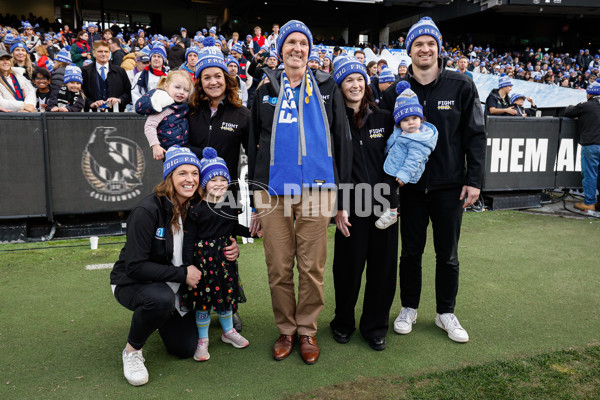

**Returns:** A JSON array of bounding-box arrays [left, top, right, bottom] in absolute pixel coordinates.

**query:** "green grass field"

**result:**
[[1, 211, 599, 399]]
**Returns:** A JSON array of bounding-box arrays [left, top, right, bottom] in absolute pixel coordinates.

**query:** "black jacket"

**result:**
[[484, 88, 511, 117], [342, 106, 394, 213], [47, 85, 85, 112], [81, 62, 132, 111], [247, 59, 272, 82], [110, 195, 190, 287], [111, 49, 126, 68], [187, 99, 251, 182], [50, 67, 66, 93], [248, 68, 352, 195], [167, 44, 186, 70], [564, 96, 600, 145], [379, 59, 486, 192], [369, 82, 384, 106]]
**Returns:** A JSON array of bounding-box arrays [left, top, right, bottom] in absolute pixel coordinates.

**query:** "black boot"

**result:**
[[233, 312, 243, 332]]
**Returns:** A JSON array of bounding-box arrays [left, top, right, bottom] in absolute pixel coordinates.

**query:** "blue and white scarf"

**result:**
[[269, 69, 335, 195]]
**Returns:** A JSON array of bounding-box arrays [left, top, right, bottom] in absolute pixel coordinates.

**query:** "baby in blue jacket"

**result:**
[[376, 81, 439, 229]]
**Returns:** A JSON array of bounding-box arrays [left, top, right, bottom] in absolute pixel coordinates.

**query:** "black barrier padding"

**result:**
[[0, 115, 47, 218], [484, 117, 581, 191], [555, 118, 582, 189], [45, 114, 164, 214], [484, 117, 559, 191]]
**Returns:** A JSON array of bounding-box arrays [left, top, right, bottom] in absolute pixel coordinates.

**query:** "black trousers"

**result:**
[[382, 173, 400, 209], [399, 187, 463, 314], [330, 213, 399, 339], [114, 282, 198, 358]]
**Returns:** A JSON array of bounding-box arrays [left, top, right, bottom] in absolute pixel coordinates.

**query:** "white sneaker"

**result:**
[[221, 328, 249, 348], [435, 313, 469, 343], [393, 307, 418, 334], [194, 338, 210, 361], [375, 210, 398, 229], [122, 349, 149, 386]]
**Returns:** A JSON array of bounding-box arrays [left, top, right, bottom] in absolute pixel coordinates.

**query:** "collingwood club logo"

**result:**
[[82, 126, 145, 202]]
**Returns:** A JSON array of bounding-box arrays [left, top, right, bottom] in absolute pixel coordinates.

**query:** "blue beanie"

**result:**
[[180, 27, 186, 33], [378, 66, 395, 83], [45, 59, 54, 73], [55, 47, 72, 64], [140, 46, 152, 57], [3, 32, 15, 46], [510, 93, 525, 104], [209, 26, 217, 35], [64, 65, 83, 84], [203, 36, 216, 48], [586, 78, 600, 95], [163, 145, 201, 180], [10, 40, 27, 54], [333, 56, 368, 86], [393, 81, 424, 125], [200, 147, 231, 189], [277, 20, 313, 61], [231, 42, 243, 55], [398, 59, 408, 68], [149, 45, 167, 61], [195, 47, 228, 78], [308, 50, 321, 64], [498, 75, 513, 88], [332, 55, 349, 72], [185, 46, 201, 60], [406, 16, 442, 55], [226, 56, 240, 70]]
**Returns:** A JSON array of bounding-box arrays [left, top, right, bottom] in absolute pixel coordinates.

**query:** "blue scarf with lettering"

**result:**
[[269, 69, 335, 195]]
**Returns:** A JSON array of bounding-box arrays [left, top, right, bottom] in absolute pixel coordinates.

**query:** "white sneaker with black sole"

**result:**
[[393, 307, 417, 334], [122, 349, 149, 386], [435, 313, 469, 343]]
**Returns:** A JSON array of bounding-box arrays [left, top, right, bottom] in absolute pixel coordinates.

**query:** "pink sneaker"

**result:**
[[221, 329, 249, 348], [193, 338, 210, 361]]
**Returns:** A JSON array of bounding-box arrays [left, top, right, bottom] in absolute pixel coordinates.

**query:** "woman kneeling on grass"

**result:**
[[110, 146, 239, 386]]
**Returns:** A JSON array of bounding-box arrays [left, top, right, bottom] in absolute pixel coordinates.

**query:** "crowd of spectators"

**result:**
[[374, 37, 600, 90], [1, 14, 598, 113]]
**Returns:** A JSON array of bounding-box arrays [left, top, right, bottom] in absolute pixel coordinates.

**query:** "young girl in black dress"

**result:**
[[181, 147, 252, 361]]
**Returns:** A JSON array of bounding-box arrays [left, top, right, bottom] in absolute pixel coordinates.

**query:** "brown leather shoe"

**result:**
[[299, 335, 319, 365], [574, 202, 596, 211], [273, 334, 295, 361]]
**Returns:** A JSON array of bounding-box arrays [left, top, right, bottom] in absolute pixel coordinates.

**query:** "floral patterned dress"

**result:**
[[180, 200, 250, 313]]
